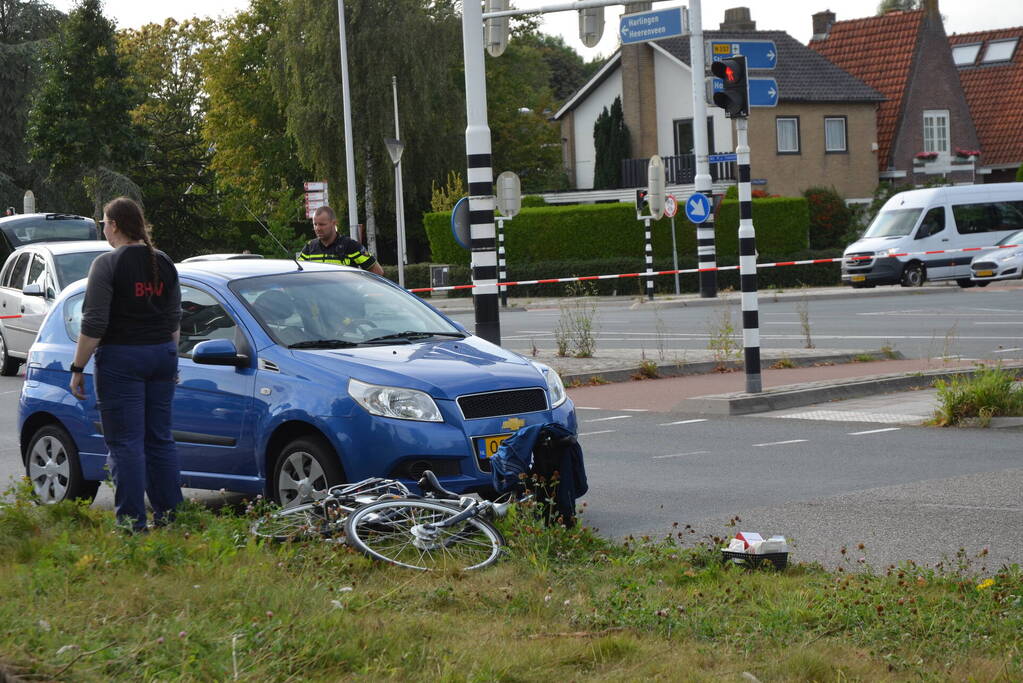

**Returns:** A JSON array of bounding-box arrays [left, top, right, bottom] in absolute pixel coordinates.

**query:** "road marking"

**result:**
[[0, 390, 21, 395], [770, 410, 929, 424], [974, 321, 1023, 326], [575, 407, 602, 410], [848, 427, 901, 435], [583, 415, 632, 423], [658, 418, 708, 426], [578, 429, 616, 437], [652, 450, 710, 459], [753, 439, 807, 447], [992, 347, 1023, 353], [620, 408, 648, 412]]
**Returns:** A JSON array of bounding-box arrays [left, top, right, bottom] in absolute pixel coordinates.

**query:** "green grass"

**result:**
[[0, 486, 1021, 680], [932, 365, 1023, 426]]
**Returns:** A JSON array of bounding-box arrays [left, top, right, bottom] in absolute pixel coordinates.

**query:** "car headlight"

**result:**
[[995, 251, 1022, 263], [531, 362, 567, 408], [347, 378, 442, 422]]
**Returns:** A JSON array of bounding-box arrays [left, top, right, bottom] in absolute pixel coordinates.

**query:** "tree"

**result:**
[[876, 0, 919, 14], [803, 186, 852, 250], [27, 0, 141, 218], [518, 32, 598, 104], [592, 96, 629, 189]]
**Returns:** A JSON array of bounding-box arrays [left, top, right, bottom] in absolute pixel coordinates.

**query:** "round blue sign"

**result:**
[[684, 193, 711, 224]]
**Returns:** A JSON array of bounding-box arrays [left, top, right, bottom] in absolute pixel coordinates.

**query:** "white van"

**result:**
[[842, 183, 1023, 288]]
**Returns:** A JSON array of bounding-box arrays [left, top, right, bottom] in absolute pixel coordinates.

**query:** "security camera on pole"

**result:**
[[495, 171, 521, 308], [635, 155, 665, 302]]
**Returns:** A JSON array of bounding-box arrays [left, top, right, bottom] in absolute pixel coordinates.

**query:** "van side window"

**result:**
[[952, 201, 1023, 234], [915, 208, 945, 239]]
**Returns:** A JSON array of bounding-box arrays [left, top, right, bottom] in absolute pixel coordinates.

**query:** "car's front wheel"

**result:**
[[0, 330, 20, 376], [901, 262, 925, 287], [25, 424, 99, 504], [956, 278, 976, 288], [271, 436, 344, 506]]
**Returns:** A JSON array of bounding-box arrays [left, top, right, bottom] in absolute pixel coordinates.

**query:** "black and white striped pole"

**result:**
[[735, 116, 761, 394], [497, 218, 507, 307], [461, 0, 501, 344], [644, 155, 665, 302], [495, 171, 521, 309]]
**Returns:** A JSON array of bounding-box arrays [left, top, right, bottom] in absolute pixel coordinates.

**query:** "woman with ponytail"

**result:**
[[69, 197, 183, 533]]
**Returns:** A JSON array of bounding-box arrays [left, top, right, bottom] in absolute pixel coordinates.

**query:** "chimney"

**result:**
[[922, 0, 939, 19], [812, 10, 835, 41], [720, 7, 756, 32]]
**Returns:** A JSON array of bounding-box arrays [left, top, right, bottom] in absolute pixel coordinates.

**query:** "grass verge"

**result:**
[[932, 365, 1023, 426], [0, 485, 1020, 680]]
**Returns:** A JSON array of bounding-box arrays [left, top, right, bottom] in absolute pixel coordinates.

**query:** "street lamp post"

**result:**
[[385, 78, 407, 288]]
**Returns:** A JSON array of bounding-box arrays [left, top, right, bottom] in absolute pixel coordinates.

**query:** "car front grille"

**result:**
[[844, 252, 875, 268], [457, 388, 548, 419], [971, 261, 997, 271]]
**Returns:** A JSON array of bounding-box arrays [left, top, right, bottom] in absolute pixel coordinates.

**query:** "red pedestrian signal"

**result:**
[[711, 55, 749, 118]]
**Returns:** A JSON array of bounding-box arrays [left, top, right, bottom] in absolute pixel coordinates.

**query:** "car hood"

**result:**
[[290, 336, 548, 399], [844, 237, 906, 255]]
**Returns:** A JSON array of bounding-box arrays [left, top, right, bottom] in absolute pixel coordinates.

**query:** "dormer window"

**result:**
[[981, 38, 1018, 63], [952, 43, 981, 66]]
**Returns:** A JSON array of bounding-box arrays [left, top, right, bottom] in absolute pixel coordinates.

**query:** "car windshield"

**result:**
[[5, 219, 95, 246], [862, 208, 923, 239], [998, 229, 1023, 246], [53, 250, 107, 288], [231, 270, 463, 348]]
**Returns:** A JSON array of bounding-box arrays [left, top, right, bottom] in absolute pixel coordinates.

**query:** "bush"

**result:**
[[932, 365, 1023, 426], [715, 196, 810, 255], [804, 186, 853, 249], [1016, 164, 1023, 182]]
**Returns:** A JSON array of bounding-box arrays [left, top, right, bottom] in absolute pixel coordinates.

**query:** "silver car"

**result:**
[[970, 229, 1023, 284], [0, 241, 111, 375]]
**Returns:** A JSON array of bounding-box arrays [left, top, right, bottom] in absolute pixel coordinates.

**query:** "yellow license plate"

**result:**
[[976, 270, 993, 277], [476, 434, 511, 459], [850, 275, 866, 282]]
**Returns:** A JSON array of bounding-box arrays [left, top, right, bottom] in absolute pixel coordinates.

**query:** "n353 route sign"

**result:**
[[707, 40, 778, 70], [708, 77, 779, 107]]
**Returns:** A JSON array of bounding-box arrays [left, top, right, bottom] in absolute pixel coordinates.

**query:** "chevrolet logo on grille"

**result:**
[[501, 417, 525, 431]]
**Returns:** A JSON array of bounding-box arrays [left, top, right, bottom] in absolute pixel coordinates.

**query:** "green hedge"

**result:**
[[424, 197, 810, 267], [398, 249, 842, 299]]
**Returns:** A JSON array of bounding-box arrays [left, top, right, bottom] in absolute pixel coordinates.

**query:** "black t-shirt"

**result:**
[[81, 245, 182, 345]]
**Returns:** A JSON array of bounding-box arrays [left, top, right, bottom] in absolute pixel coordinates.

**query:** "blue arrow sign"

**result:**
[[708, 153, 737, 163], [684, 193, 711, 224], [709, 77, 779, 107], [619, 8, 685, 45], [707, 40, 777, 70]]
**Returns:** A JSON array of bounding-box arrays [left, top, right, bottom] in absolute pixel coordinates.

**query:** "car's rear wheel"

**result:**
[[0, 331, 20, 376], [25, 424, 99, 504], [271, 436, 344, 507]]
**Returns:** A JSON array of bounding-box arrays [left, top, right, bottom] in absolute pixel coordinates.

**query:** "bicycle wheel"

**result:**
[[251, 500, 347, 542], [344, 499, 505, 571]]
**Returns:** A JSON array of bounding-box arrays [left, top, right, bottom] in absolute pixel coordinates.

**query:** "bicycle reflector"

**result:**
[[711, 55, 749, 118]]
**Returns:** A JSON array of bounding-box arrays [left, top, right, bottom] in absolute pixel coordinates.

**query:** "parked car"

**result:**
[[180, 253, 264, 262], [969, 229, 1023, 283], [842, 183, 1023, 288], [0, 241, 112, 376], [0, 213, 98, 264], [19, 260, 576, 506]]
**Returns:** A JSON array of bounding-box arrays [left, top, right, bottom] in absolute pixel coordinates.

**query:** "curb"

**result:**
[[680, 363, 1023, 416], [628, 284, 952, 310]]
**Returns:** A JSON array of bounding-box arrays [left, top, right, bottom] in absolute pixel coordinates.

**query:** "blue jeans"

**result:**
[[95, 341, 182, 531]]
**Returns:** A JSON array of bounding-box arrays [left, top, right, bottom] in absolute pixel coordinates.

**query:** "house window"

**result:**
[[981, 39, 1018, 63], [776, 117, 799, 154], [824, 117, 847, 153], [672, 117, 715, 156], [922, 110, 949, 155], [952, 43, 981, 65]]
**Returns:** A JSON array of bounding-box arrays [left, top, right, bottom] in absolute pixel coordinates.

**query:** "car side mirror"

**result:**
[[22, 283, 44, 297], [192, 338, 249, 367]]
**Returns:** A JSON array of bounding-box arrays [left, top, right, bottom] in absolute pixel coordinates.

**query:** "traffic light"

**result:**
[[711, 55, 749, 118], [485, 0, 508, 57], [636, 189, 648, 216]]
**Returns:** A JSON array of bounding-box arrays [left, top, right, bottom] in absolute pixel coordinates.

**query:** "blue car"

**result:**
[[19, 260, 576, 506]]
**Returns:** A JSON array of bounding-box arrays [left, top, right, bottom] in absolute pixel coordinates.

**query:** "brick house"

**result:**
[[551, 6, 883, 202], [949, 27, 1023, 182], [808, 0, 984, 185]]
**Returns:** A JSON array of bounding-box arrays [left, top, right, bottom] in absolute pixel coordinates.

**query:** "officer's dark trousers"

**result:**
[[95, 341, 182, 532]]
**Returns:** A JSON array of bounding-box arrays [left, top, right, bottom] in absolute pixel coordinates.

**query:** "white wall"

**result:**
[[571, 70, 622, 189]]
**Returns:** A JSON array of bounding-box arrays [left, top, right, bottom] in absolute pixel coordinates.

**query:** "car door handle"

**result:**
[[20, 305, 25, 312]]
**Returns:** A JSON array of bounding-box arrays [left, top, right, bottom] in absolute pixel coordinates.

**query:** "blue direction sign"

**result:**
[[709, 77, 779, 107], [619, 7, 685, 45], [708, 40, 778, 69], [684, 193, 711, 224], [708, 153, 737, 163]]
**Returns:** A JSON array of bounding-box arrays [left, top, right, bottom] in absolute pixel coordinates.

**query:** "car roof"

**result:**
[[13, 240, 111, 256], [176, 258, 361, 285], [0, 213, 94, 228]]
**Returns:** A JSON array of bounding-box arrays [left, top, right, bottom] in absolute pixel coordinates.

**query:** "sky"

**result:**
[[48, 0, 1023, 61]]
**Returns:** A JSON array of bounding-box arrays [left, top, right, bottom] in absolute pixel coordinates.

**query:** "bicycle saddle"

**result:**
[[417, 470, 461, 501]]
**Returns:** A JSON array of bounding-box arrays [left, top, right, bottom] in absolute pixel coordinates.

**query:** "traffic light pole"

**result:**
[[735, 117, 761, 394], [497, 216, 508, 307], [462, 0, 500, 344], [644, 217, 654, 301], [688, 0, 717, 299]]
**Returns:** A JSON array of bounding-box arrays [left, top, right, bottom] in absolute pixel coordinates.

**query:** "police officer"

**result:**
[[298, 206, 384, 275]]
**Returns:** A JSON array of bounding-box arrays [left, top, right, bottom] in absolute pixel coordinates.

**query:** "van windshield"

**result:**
[[862, 208, 923, 239]]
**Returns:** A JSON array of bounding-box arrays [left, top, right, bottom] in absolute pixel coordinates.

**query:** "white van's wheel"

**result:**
[[900, 263, 925, 287]]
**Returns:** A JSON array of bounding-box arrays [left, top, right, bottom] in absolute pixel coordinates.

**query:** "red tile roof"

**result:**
[[810, 10, 925, 169], [950, 29, 1023, 167]]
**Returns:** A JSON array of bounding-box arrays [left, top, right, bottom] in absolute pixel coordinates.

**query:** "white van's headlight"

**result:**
[[348, 379, 442, 421], [531, 362, 567, 408]]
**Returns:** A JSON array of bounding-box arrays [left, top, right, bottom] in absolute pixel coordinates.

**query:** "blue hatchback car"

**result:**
[[19, 260, 576, 506]]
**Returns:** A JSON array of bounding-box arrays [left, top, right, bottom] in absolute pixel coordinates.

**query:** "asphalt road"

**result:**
[[447, 281, 1023, 363]]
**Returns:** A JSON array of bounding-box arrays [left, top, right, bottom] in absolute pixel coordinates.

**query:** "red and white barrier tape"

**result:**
[[0, 315, 21, 320], [407, 242, 1021, 294]]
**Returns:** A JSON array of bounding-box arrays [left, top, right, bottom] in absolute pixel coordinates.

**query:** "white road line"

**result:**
[[992, 347, 1023, 354], [583, 415, 633, 423], [753, 439, 808, 447], [848, 427, 902, 435], [575, 407, 602, 410], [620, 408, 648, 412], [974, 321, 1023, 326], [658, 419, 708, 426], [0, 390, 20, 395], [652, 450, 710, 459], [578, 429, 616, 437]]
